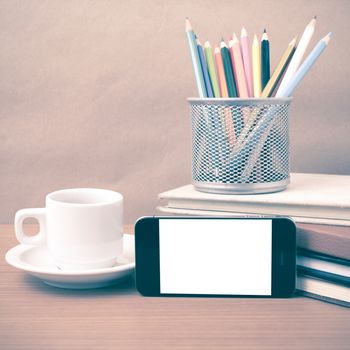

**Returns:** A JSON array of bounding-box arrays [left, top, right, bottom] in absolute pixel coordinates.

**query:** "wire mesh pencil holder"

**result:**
[[189, 98, 293, 194]]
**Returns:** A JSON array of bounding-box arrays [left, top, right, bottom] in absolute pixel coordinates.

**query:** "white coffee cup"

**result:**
[[15, 188, 123, 270]]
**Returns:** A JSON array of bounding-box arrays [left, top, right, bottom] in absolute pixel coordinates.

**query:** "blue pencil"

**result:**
[[185, 18, 207, 98], [196, 38, 214, 98], [276, 33, 332, 97]]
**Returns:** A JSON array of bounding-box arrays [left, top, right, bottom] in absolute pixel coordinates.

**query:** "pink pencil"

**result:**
[[214, 47, 228, 98], [229, 33, 248, 98], [240, 27, 253, 97]]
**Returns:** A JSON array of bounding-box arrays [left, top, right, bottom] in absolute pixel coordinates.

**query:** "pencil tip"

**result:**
[[220, 40, 227, 48], [262, 30, 268, 41], [308, 16, 317, 27], [185, 18, 192, 31], [323, 32, 332, 44], [289, 35, 298, 45]]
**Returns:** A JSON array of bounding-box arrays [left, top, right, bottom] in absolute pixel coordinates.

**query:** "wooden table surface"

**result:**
[[1, 224, 349, 350]]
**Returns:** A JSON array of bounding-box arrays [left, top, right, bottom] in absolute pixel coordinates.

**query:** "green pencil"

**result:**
[[261, 29, 270, 90], [220, 40, 237, 97], [204, 41, 220, 98]]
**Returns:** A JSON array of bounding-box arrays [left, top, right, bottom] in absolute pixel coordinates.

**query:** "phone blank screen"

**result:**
[[159, 219, 272, 295]]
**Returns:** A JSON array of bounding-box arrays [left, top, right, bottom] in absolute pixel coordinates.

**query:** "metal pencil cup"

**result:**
[[189, 98, 292, 194]]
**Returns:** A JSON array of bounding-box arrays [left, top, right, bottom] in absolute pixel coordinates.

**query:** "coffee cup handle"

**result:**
[[15, 208, 46, 245]]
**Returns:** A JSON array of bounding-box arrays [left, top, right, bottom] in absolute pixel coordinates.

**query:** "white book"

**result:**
[[156, 206, 350, 227], [159, 173, 350, 222], [297, 276, 350, 307], [297, 256, 350, 278]]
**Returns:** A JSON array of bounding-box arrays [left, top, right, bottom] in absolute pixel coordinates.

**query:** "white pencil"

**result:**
[[276, 16, 316, 95], [276, 33, 332, 97]]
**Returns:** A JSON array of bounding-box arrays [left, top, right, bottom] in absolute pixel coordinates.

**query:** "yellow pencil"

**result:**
[[261, 36, 297, 98], [252, 34, 261, 97]]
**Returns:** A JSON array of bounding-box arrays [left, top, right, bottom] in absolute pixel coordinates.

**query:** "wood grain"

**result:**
[[1, 224, 349, 350]]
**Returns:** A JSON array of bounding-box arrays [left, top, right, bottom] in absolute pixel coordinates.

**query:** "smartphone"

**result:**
[[135, 216, 296, 297]]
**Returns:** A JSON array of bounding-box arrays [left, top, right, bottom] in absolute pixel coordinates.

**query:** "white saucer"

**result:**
[[5, 234, 135, 289]]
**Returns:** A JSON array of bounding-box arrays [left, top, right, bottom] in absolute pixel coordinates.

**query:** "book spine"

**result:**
[[164, 198, 350, 221], [295, 289, 350, 308]]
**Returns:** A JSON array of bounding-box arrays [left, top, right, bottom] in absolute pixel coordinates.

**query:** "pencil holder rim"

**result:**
[[187, 97, 293, 106]]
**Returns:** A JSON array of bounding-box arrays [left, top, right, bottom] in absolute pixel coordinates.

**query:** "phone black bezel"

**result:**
[[135, 216, 296, 298]]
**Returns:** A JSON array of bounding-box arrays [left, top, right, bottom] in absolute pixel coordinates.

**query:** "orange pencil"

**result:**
[[214, 47, 228, 97]]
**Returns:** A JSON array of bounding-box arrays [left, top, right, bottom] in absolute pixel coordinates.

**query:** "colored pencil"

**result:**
[[214, 47, 236, 143], [220, 40, 237, 97], [185, 18, 207, 97], [276, 33, 332, 97], [204, 41, 220, 98], [261, 36, 297, 98], [252, 34, 261, 97], [196, 38, 214, 97], [240, 32, 332, 180], [229, 34, 248, 98], [240, 27, 253, 97], [276, 16, 316, 96], [214, 47, 228, 97], [261, 29, 270, 90]]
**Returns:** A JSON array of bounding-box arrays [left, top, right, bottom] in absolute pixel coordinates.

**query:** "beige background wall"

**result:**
[[1, 0, 349, 224]]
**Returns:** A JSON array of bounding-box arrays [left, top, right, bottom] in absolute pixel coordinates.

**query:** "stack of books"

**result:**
[[158, 173, 350, 307]]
